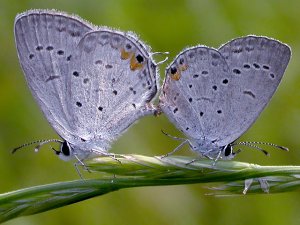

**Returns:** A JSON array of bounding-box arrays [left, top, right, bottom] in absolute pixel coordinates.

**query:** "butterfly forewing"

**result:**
[[14, 10, 94, 142], [217, 36, 291, 146]]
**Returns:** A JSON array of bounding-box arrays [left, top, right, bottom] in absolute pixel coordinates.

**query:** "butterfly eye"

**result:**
[[224, 145, 232, 157], [60, 141, 71, 156]]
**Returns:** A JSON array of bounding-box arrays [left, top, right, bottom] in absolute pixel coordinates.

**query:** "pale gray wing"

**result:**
[[217, 35, 291, 146], [67, 30, 157, 142], [14, 10, 94, 141], [160, 46, 234, 143]]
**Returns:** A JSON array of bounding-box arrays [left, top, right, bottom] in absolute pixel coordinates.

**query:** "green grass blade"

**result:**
[[1, 154, 300, 223]]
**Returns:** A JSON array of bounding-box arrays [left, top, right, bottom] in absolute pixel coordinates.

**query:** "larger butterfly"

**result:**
[[14, 9, 158, 161]]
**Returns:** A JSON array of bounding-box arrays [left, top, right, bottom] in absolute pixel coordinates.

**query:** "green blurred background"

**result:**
[[1, 0, 300, 224]]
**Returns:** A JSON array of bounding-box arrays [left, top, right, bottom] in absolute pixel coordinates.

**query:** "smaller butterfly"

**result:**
[[159, 35, 291, 160]]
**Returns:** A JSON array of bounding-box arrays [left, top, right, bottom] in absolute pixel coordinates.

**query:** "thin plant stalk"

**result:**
[[1, 155, 300, 223]]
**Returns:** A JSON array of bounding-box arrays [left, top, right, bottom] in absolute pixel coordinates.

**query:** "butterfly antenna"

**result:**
[[240, 141, 288, 151], [12, 139, 63, 154], [232, 141, 288, 153]]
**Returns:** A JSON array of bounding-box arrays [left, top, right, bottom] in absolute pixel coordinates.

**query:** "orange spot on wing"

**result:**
[[121, 48, 132, 60], [170, 70, 181, 80], [130, 54, 144, 71], [179, 64, 188, 71]]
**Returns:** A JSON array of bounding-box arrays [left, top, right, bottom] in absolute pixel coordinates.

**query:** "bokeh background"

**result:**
[[1, 0, 300, 224]]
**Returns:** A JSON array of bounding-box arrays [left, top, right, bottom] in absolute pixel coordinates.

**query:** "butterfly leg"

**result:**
[[212, 150, 223, 166], [107, 153, 122, 164], [93, 150, 122, 164], [74, 163, 85, 180], [160, 139, 189, 158], [74, 154, 91, 174]]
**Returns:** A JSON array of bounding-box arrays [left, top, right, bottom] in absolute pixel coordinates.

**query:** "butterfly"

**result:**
[[159, 35, 291, 160], [14, 9, 158, 161]]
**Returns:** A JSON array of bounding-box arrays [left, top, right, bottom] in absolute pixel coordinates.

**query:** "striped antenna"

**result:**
[[12, 139, 63, 154], [231, 141, 288, 156]]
